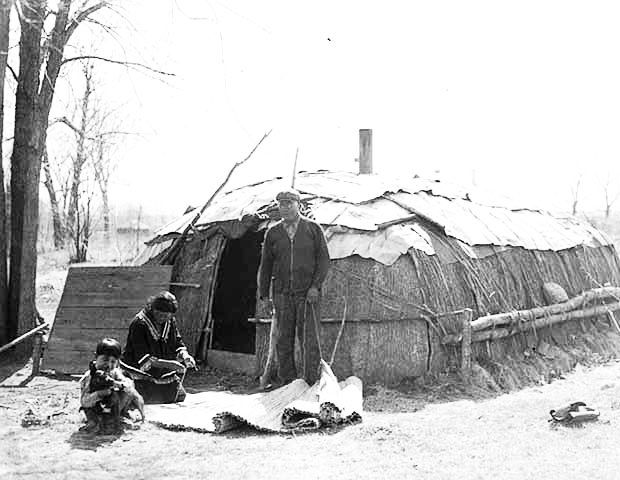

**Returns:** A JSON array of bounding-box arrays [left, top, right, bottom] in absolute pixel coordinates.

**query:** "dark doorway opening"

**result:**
[[210, 230, 263, 354]]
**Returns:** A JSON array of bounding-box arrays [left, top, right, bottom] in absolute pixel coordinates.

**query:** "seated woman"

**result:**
[[121, 291, 196, 404]]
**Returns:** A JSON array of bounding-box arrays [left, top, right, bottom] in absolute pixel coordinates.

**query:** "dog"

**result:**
[[87, 362, 145, 433]]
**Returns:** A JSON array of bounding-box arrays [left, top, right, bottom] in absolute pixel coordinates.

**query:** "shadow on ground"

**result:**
[[67, 430, 124, 451]]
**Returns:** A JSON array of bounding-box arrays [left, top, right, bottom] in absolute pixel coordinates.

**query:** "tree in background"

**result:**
[[0, 0, 12, 344], [4, 0, 108, 343], [1, 0, 173, 343], [41, 146, 65, 248], [570, 174, 582, 216], [93, 134, 119, 239], [601, 170, 620, 220], [46, 61, 126, 261]]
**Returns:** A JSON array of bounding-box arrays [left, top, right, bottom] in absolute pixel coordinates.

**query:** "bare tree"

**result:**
[[0, 0, 12, 344], [601, 171, 620, 219], [93, 135, 117, 238], [41, 146, 65, 248], [8, 0, 47, 342], [2, 0, 174, 343], [47, 62, 125, 260], [570, 174, 582, 216], [7, 0, 107, 342], [71, 181, 95, 263]]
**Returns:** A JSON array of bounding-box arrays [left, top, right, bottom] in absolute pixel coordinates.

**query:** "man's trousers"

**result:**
[[273, 292, 321, 385]]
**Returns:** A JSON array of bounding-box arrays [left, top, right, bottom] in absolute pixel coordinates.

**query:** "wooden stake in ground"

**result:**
[[460, 309, 473, 374]]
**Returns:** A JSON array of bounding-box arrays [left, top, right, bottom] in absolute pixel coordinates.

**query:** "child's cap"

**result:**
[[95, 337, 122, 358]]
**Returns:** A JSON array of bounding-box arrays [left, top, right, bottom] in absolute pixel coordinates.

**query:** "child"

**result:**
[[79, 337, 145, 434]]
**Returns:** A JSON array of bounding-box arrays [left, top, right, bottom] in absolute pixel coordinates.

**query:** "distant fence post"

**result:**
[[461, 308, 473, 374]]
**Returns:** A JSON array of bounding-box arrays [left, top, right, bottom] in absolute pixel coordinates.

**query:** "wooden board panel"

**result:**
[[43, 265, 172, 374], [49, 327, 128, 344], [59, 265, 172, 307], [53, 307, 139, 329], [206, 349, 258, 375], [62, 265, 172, 291], [59, 293, 161, 308]]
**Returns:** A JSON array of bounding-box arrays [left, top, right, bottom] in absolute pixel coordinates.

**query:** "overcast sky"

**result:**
[[45, 1, 620, 217]]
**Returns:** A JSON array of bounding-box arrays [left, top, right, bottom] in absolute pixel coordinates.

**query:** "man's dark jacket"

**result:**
[[258, 216, 330, 298]]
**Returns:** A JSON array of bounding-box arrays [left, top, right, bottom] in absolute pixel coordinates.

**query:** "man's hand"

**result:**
[[307, 286, 320, 304], [258, 297, 274, 318]]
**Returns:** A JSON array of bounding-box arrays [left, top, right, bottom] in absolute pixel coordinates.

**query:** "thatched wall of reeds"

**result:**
[[309, 242, 620, 384], [255, 318, 430, 385], [320, 243, 620, 322]]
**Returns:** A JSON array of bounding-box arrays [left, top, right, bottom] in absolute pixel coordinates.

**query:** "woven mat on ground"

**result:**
[[145, 375, 363, 433]]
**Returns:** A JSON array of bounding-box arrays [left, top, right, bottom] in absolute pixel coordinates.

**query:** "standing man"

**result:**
[[258, 188, 330, 387]]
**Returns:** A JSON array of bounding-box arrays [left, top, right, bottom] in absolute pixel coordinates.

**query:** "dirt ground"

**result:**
[[4, 359, 620, 479], [3, 258, 620, 479]]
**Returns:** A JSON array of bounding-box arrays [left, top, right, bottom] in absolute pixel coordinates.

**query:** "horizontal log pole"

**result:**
[[469, 302, 620, 343], [0, 323, 49, 354], [248, 316, 430, 324], [169, 282, 201, 288], [471, 286, 620, 332]]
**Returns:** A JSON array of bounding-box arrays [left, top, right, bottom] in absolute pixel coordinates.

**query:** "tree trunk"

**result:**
[[95, 139, 111, 238], [0, 0, 12, 344], [41, 147, 65, 248], [102, 185, 110, 237], [66, 64, 92, 241], [8, 0, 45, 341]]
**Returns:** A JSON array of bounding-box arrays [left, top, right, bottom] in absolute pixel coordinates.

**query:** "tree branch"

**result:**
[[6, 62, 17, 82], [50, 116, 139, 141], [160, 130, 273, 265], [50, 116, 81, 134], [64, 1, 107, 41], [61, 55, 175, 76]]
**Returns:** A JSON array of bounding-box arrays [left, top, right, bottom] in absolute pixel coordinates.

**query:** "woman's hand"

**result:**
[[152, 357, 186, 373], [181, 351, 197, 369]]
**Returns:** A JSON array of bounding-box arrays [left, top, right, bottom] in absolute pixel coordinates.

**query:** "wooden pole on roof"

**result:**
[[160, 130, 272, 265], [359, 129, 373, 174], [291, 147, 299, 188]]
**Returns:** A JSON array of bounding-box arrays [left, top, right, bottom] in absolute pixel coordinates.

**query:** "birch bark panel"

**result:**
[[171, 234, 225, 355]]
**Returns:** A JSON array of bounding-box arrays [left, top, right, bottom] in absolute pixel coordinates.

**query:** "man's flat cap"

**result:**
[[276, 189, 301, 202]]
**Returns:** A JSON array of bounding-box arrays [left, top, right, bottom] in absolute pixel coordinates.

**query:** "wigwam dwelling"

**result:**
[[133, 131, 620, 385]]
